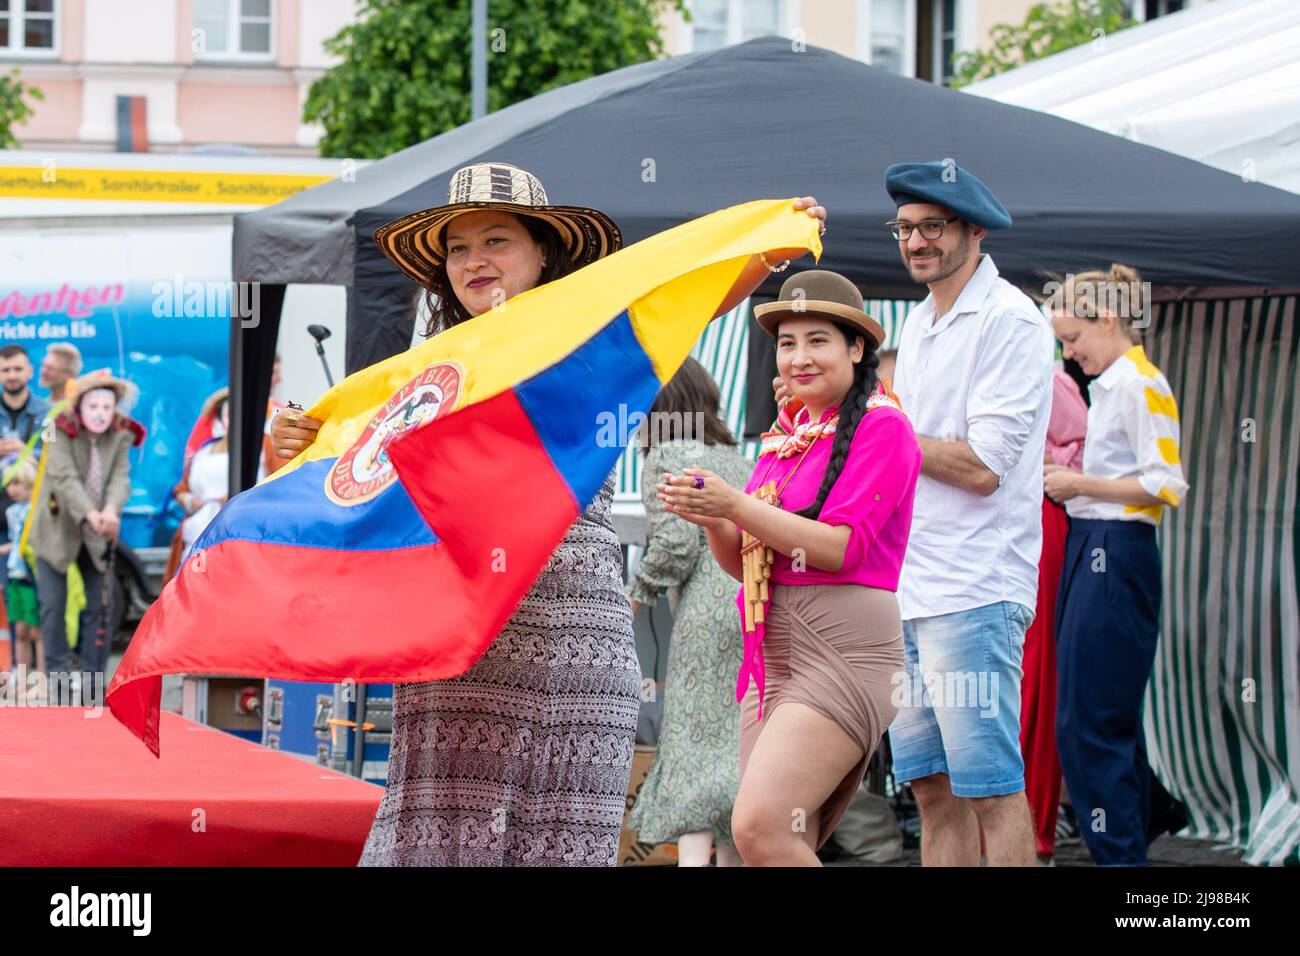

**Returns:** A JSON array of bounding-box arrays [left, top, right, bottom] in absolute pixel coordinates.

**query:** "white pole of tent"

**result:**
[[472, 0, 488, 120]]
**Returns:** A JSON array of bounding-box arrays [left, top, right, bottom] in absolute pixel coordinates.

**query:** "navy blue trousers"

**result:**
[[1055, 518, 1161, 866]]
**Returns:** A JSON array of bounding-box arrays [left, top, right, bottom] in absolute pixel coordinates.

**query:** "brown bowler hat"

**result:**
[[754, 270, 885, 348]]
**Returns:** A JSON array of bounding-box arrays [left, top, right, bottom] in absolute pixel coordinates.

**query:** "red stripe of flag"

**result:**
[[108, 388, 578, 754]]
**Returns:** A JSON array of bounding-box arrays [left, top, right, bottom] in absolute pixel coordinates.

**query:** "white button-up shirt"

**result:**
[[1067, 343, 1188, 525], [893, 255, 1054, 621]]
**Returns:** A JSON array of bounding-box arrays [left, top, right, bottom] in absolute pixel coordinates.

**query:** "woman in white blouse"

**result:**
[[1043, 264, 1188, 866], [178, 395, 229, 563]]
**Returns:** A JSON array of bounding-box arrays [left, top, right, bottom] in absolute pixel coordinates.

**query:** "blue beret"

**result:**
[[884, 161, 1012, 230]]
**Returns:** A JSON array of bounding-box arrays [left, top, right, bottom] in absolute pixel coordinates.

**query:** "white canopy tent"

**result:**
[[964, 0, 1300, 194]]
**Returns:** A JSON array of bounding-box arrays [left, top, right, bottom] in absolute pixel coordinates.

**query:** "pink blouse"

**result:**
[[1047, 369, 1088, 471], [735, 400, 922, 710]]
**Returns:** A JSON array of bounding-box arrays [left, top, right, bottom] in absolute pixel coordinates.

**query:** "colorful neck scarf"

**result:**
[[759, 411, 839, 458], [759, 381, 902, 458]]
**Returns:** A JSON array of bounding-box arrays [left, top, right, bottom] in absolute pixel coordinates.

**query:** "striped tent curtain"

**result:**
[[1144, 294, 1300, 866], [865, 298, 915, 353]]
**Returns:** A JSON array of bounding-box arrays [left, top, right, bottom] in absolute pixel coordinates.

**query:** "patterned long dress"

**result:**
[[625, 439, 751, 846], [359, 475, 640, 866]]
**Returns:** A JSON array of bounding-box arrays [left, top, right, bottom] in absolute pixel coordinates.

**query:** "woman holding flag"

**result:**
[[661, 271, 920, 866], [271, 163, 825, 867]]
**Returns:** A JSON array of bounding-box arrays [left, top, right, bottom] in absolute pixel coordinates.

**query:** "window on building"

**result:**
[[685, 0, 789, 51], [935, 0, 957, 85], [1125, 0, 1187, 19], [691, 0, 729, 50], [913, 0, 958, 85], [1142, 0, 1186, 18], [870, 0, 908, 75], [0, 0, 58, 55], [194, 0, 274, 59], [741, 0, 781, 40]]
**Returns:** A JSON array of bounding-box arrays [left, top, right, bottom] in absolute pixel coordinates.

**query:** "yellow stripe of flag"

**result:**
[[268, 200, 821, 484]]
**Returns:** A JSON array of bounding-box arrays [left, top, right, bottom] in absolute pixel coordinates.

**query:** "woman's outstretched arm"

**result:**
[[711, 197, 826, 320]]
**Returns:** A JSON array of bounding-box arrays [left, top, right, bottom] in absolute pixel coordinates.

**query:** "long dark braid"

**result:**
[[794, 327, 879, 520]]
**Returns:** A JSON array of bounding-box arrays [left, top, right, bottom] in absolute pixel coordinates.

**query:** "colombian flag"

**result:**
[[107, 200, 821, 754]]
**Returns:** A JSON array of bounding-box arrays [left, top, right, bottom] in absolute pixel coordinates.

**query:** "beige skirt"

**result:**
[[739, 584, 904, 850]]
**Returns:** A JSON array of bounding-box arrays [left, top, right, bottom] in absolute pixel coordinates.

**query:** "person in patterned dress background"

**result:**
[[626, 358, 751, 867]]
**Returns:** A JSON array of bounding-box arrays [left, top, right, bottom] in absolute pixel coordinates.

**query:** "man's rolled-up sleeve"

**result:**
[[965, 311, 1052, 480]]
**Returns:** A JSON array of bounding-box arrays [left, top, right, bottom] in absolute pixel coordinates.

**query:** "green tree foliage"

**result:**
[[951, 0, 1134, 88], [305, 0, 686, 159], [0, 69, 44, 150]]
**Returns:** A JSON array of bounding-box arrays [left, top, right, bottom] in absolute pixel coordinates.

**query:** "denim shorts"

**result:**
[[887, 600, 1032, 798]]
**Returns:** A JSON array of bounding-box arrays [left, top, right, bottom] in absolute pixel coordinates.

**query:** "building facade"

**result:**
[[660, 0, 1218, 84], [2, 0, 356, 155], [2, 1, 1222, 155]]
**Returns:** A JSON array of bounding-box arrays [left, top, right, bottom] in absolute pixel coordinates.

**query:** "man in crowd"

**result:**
[[38, 342, 83, 403], [884, 161, 1053, 867], [0, 345, 54, 599], [0, 345, 52, 469]]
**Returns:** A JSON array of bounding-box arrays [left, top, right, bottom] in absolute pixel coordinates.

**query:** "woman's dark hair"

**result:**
[[791, 322, 880, 521], [638, 357, 737, 453], [414, 214, 576, 338]]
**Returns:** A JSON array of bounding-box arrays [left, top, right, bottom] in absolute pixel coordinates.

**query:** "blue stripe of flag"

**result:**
[[194, 459, 440, 552], [514, 309, 660, 510]]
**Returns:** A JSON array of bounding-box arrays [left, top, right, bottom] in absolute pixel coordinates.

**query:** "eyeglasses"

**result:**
[[886, 216, 959, 241]]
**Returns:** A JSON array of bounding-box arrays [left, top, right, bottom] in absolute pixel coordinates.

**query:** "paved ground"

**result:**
[[828, 834, 1247, 867], [1052, 834, 1247, 867]]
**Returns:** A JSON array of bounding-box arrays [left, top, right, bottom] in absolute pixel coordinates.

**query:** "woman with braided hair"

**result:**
[[661, 270, 921, 865]]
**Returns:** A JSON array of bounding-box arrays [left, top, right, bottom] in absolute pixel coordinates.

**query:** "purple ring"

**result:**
[[693, 472, 705, 490]]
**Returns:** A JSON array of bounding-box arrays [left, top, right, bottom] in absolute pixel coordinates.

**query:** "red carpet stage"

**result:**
[[0, 708, 383, 866]]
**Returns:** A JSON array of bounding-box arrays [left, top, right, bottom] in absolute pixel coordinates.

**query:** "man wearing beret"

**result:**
[[883, 160, 1053, 866]]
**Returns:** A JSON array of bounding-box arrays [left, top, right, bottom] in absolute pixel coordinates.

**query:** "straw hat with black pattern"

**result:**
[[754, 270, 886, 348], [373, 162, 623, 284]]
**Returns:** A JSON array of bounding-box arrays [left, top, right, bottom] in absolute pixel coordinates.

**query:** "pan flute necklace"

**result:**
[[740, 410, 838, 634]]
